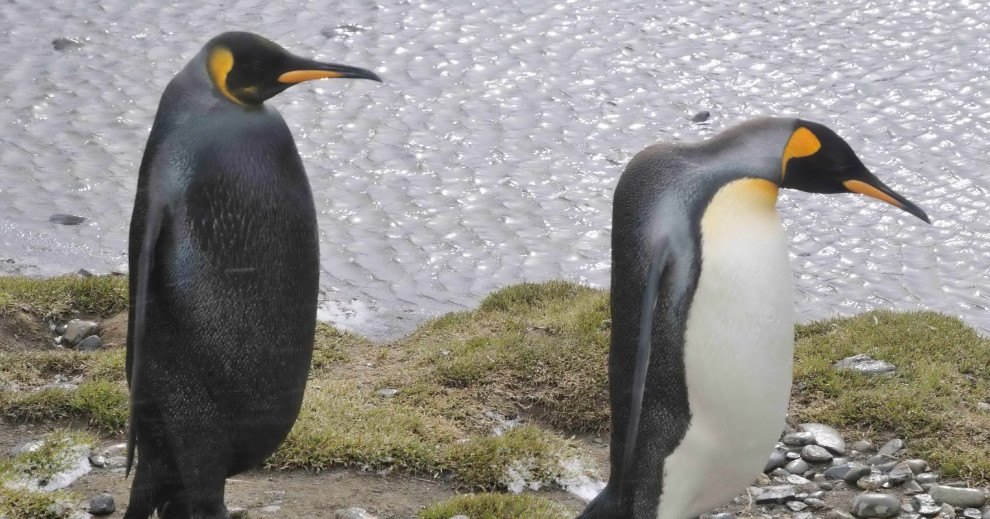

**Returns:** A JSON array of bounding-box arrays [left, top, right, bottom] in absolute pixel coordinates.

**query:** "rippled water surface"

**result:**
[[1, 0, 987, 339]]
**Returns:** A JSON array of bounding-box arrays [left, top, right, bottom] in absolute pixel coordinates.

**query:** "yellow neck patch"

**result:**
[[208, 47, 246, 106], [780, 127, 821, 180]]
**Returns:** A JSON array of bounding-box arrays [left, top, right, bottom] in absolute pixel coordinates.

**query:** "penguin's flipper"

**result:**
[[126, 195, 166, 477], [619, 235, 670, 492]]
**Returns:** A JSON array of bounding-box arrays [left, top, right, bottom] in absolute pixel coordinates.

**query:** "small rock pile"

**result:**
[[52, 318, 104, 351], [720, 423, 990, 519]]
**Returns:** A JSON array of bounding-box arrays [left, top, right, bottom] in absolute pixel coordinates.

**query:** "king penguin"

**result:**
[[577, 118, 930, 519], [124, 32, 381, 519]]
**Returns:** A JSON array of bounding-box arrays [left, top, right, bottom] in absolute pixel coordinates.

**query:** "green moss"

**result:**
[[419, 493, 572, 519], [0, 429, 95, 485], [448, 426, 582, 491], [310, 322, 364, 373], [0, 487, 79, 519], [793, 310, 990, 482], [0, 275, 127, 318], [1, 380, 128, 432]]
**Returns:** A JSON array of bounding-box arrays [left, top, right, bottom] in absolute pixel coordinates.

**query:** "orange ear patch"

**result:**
[[208, 47, 246, 106], [781, 127, 821, 180]]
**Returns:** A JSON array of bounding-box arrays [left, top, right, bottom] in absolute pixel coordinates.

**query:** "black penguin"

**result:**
[[124, 32, 381, 519], [578, 118, 929, 519]]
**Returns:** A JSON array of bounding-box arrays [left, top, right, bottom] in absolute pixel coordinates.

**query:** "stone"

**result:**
[[9, 439, 44, 456], [755, 472, 772, 486], [88, 454, 107, 468], [877, 439, 904, 457], [962, 509, 982, 519], [819, 481, 834, 491], [754, 485, 797, 504], [827, 511, 856, 519], [229, 508, 247, 519], [798, 423, 846, 454], [857, 473, 889, 490], [104, 456, 128, 469], [795, 513, 813, 519], [888, 461, 915, 484], [786, 474, 811, 485], [916, 494, 943, 516], [844, 464, 873, 484], [916, 473, 941, 485], [940, 504, 957, 518], [832, 457, 851, 467], [851, 493, 902, 518], [49, 213, 86, 225], [983, 508, 990, 519], [76, 335, 103, 351], [802, 444, 834, 462], [786, 451, 801, 459], [76, 268, 94, 278], [691, 110, 711, 122], [868, 454, 899, 466], [261, 505, 281, 513], [64, 319, 100, 345], [771, 467, 790, 478], [905, 459, 929, 474], [977, 402, 990, 413], [52, 37, 84, 51], [805, 497, 827, 508], [786, 459, 811, 474], [765, 450, 787, 472], [826, 464, 854, 479], [89, 493, 115, 515], [788, 501, 809, 512], [834, 354, 896, 375], [111, 263, 129, 276], [784, 432, 816, 446], [875, 460, 900, 473], [335, 508, 378, 519], [375, 388, 399, 397], [852, 440, 877, 454], [929, 486, 986, 508], [903, 480, 926, 495]]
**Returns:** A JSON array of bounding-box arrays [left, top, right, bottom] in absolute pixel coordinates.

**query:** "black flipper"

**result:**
[[619, 235, 670, 494], [126, 197, 165, 477]]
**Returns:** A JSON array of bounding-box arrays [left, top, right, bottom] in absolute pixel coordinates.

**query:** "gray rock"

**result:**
[[771, 467, 790, 478], [76, 268, 94, 278], [962, 509, 982, 519], [819, 481, 834, 491], [76, 335, 103, 351], [844, 464, 873, 484], [335, 508, 378, 519], [906, 459, 929, 474], [983, 508, 990, 519], [784, 432, 816, 446], [64, 319, 100, 345], [877, 439, 904, 457], [49, 213, 86, 224], [763, 449, 787, 473], [805, 497, 827, 508], [852, 493, 901, 518], [786, 474, 811, 485], [802, 444, 834, 462], [375, 388, 399, 397], [795, 513, 813, 519], [832, 456, 851, 467], [827, 511, 856, 519], [868, 454, 899, 466], [916, 473, 941, 485], [9, 439, 44, 456], [691, 110, 711, 123], [852, 440, 877, 453], [229, 508, 248, 519], [104, 456, 128, 469], [857, 473, 889, 490], [916, 495, 943, 516], [834, 354, 896, 375], [929, 486, 986, 508], [786, 459, 811, 474], [940, 504, 957, 519], [826, 464, 854, 479], [875, 460, 900, 473], [786, 451, 801, 459], [755, 485, 797, 504], [261, 505, 281, 513], [888, 461, 915, 484], [88, 454, 106, 468], [111, 263, 129, 276], [89, 493, 115, 516], [51, 38, 85, 51], [977, 402, 990, 413], [755, 472, 772, 486], [788, 501, 809, 512], [903, 480, 926, 495], [798, 423, 846, 454]]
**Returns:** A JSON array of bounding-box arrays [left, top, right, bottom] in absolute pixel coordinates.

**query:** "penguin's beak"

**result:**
[[842, 170, 931, 223], [277, 57, 382, 84]]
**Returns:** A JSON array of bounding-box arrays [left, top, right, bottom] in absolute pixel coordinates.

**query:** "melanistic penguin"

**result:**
[[578, 118, 929, 519], [124, 32, 381, 519]]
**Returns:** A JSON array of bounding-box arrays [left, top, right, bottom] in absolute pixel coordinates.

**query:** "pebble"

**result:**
[[868, 454, 899, 466], [771, 467, 790, 478], [857, 473, 890, 490], [804, 497, 827, 508], [889, 461, 916, 484], [798, 423, 847, 454], [903, 480, 926, 495], [983, 509, 990, 519], [844, 465, 873, 484], [261, 505, 281, 513], [76, 335, 103, 351], [977, 402, 990, 413], [76, 268, 94, 278], [9, 439, 44, 456], [89, 493, 115, 516], [711, 514, 735, 519], [851, 492, 901, 518], [786, 459, 811, 474], [827, 511, 856, 519], [826, 464, 854, 479], [784, 432, 816, 446], [375, 388, 399, 397], [929, 486, 986, 508], [88, 454, 107, 468], [802, 444, 834, 462], [51, 37, 84, 51], [63, 319, 100, 345], [229, 508, 247, 518], [940, 504, 957, 518], [691, 110, 711, 122], [963, 509, 982, 519], [917, 473, 941, 485], [103, 456, 128, 469], [852, 440, 877, 453], [765, 450, 787, 472], [335, 508, 378, 519], [834, 354, 896, 375], [49, 213, 86, 224], [877, 439, 904, 457], [906, 459, 929, 474], [787, 501, 809, 512], [111, 263, 129, 276], [786, 474, 811, 485], [754, 485, 797, 504]]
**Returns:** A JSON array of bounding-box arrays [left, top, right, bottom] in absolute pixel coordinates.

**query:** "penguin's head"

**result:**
[[203, 31, 381, 106], [779, 120, 930, 223]]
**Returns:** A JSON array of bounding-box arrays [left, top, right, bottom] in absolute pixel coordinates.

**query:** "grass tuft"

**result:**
[[0, 275, 127, 318], [419, 493, 571, 519]]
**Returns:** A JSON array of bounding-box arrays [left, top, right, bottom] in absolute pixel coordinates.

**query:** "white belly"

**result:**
[[656, 179, 795, 519]]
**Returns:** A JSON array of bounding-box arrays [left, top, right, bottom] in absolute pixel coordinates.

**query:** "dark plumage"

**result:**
[[578, 118, 929, 519], [124, 32, 380, 519]]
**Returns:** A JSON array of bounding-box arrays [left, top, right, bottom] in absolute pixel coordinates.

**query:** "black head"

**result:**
[[780, 120, 930, 223], [204, 31, 382, 106]]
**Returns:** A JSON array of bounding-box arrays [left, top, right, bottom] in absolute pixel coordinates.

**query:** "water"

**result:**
[[0, 0, 987, 340]]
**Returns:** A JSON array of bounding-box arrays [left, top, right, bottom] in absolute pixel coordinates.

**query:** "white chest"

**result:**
[[656, 179, 795, 519]]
